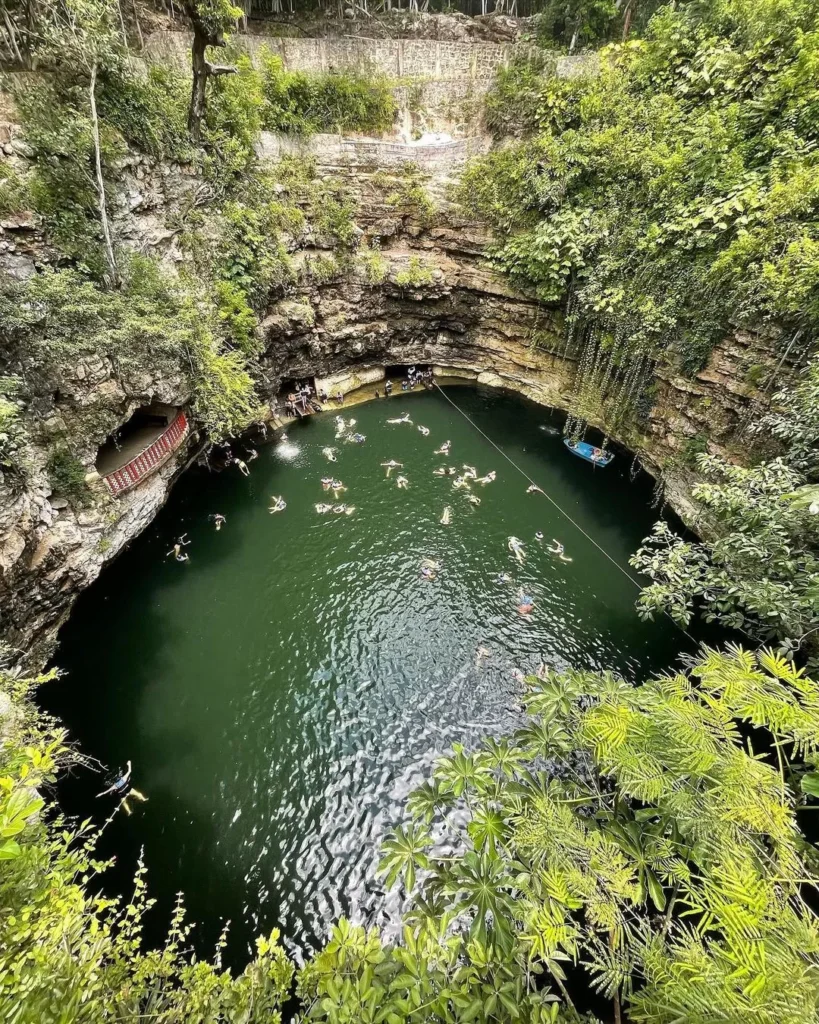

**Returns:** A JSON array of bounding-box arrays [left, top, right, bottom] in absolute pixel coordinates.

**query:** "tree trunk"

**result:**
[[622, 0, 633, 40], [88, 63, 120, 288], [188, 31, 208, 143]]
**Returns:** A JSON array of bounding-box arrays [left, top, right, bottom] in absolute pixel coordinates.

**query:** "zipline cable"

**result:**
[[431, 381, 701, 646]]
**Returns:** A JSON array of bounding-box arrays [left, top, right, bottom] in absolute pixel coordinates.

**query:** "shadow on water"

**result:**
[[41, 384, 722, 974]]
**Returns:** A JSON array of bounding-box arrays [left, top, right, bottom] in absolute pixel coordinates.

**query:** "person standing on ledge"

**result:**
[[96, 760, 148, 816]]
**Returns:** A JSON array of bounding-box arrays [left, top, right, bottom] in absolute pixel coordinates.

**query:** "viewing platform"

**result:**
[[98, 408, 189, 497]]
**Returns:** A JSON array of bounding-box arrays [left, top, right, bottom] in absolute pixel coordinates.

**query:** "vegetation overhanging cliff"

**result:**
[[2, 3, 819, 1022]]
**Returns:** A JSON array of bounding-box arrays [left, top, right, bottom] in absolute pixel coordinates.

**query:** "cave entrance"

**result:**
[[279, 377, 319, 417], [385, 363, 431, 381], [95, 403, 180, 477]]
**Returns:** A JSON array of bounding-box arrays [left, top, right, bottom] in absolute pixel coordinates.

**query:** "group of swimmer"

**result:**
[[317, 474, 356, 515]]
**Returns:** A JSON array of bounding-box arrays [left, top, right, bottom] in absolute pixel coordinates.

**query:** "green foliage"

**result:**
[[0, 161, 31, 216], [191, 0, 243, 38], [632, 454, 819, 653], [357, 244, 389, 285], [258, 50, 396, 136], [46, 444, 89, 504], [463, 1, 819, 380], [0, 377, 25, 470], [386, 174, 436, 224], [533, 0, 618, 51], [203, 54, 266, 182], [394, 255, 435, 289], [760, 353, 819, 477], [305, 646, 819, 1024], [0, 663, 294, 1023], [97, 63, 192, 161]]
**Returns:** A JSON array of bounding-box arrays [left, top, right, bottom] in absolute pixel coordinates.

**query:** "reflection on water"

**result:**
[[44, 386, 696, 962]]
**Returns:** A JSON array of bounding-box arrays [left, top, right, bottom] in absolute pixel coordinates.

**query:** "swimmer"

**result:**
[[381, 460, 403, 477], [349, 433, 366, 444], [433, 467, 447, 476], [234, 457, 249, 477], [167, 533, 190, 562], [548, 539, 573, 562], [211, 513, 226, 531], [322, 447, 338, 462], [417, 425, 430, 436], [315, 503, 333, 514], [335, 417, 347, 438], [453, 476, 471, 490], [246, 448, 258, 462], [387, 413, 413, 425], [321, 476, 334, 490], [268, 496, 287, 513], [475, 646, 491, 665], [508, 536, 526, 563], [96, 760, 147, 816], [396, 475, 409, 489], [278, 432, 287, 443], [527, 484, 543, 494], [333, 504, 355, 515], [462, 465, 478, 479], [477, 472, 496, 485], [517, 591, 535, 616], [440, 506, 452, 525], [331, 480, 347, 497], [434, 441, 451, 455], [447, 467, 457, 476], [535, 531, 544, 542], [466, 494, 481, 505], [347, 418, 357, 429], [496, 572, 511, 584], [420, 557, 441, 580]]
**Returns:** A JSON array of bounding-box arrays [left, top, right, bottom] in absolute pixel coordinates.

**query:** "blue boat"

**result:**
[[563, 438, 614, 467]]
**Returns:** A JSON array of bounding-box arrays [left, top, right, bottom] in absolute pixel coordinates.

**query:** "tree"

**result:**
[[631, 454, 819, 656], [304, 647, 819, 1024], [183, 0, 242, 143]]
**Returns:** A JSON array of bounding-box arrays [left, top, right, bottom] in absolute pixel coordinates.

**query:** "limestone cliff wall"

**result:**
[[0, 62, 785, 669]]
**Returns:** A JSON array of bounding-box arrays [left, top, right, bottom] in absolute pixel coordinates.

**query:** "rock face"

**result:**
[[0, 29, 792, 671]]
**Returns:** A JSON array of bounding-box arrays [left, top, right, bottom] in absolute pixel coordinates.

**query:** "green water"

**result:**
[[45, 385, 698, 960]]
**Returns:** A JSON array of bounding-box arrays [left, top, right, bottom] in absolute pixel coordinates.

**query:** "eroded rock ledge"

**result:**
[[0, 138, 784, 671]]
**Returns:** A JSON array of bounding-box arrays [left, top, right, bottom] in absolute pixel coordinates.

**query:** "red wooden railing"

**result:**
[[103, 412, 189, 497]]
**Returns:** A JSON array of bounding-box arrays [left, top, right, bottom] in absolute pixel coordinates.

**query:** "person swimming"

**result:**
[[246, 448, 258, 462], [433, 467, 447, 476], [315, 503, 333, 513], [349, 433, 366, 443], [434, 441, 451, 455], [453, 476, 470, 490], [420, 557, 441, 580], [167, 534, 190, 562], [234, 457, 249, 477], [388, 413, 413, 425], [496, 572, 511, 584], [269, 496, 287, 513], [466, 494, 481, 505], [440, 506, 452, 525], [322, 447, 338, 462], [548, 539, 573, 562], [517, 591, 535, 616], [96, 760, 147, 815], [475, 645, 491, 664], [333, 504, 355, 515], [381, 460, 403, 477], [477, 471, 497, 485], [462, 465, 477, 479], [527, 483, 543, 494], [396, 475, 409, 489], [508, 536, 525, 563], [417, 425, 430, 436], [535, 531, 544, 542], [335, 417, 347, 438], [321, 476, 334, 490], [447, 467, 457, 475], [211, 513, 226, 531], [331, 480, 347, 496]]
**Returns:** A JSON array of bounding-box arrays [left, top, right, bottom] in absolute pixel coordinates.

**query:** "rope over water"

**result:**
[[431, 381, 701, 646]]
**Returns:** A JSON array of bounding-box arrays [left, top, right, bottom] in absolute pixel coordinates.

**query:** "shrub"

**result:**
[[394, 255, 435, 289], [46, 444, 89, 504]]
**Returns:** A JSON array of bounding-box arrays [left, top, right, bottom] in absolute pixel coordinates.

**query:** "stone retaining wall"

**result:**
[[256, 131, 489, 168], [144, 30, 521, 80]]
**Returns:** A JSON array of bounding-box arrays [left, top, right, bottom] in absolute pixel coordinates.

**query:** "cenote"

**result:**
[[44, 384, 703, 963]]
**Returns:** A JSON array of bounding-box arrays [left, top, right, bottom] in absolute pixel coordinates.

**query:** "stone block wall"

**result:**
[[256, 132, 489, 169]]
